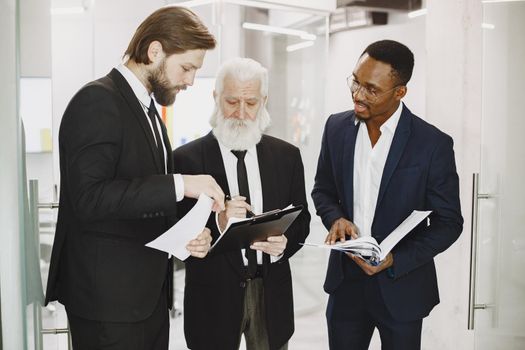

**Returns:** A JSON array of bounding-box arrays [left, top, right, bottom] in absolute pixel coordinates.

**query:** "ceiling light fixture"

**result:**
[[286, 41, 314, 52], [242, 22, 316, 41], [165, 0, 214, 7], [408, 8, 428, 18], [482, 0, 525, 3]]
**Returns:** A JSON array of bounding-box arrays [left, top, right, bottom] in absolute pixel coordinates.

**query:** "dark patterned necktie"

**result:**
[[231, 150, 257, 278]]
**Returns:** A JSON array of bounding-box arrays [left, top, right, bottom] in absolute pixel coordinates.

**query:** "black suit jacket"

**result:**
[[173, 132, 311, 350], [45, 69, 177, 322], [312, 105, 463, 322]]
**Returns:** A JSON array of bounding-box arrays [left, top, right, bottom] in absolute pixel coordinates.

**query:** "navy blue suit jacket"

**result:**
[[312, 104, 463, 321]]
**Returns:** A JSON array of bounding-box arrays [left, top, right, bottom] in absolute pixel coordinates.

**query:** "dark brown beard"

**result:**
[[148, 60, 176, 106]]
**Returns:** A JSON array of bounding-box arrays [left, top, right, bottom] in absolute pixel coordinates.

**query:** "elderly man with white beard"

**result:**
[[173, 57, 311, 350]]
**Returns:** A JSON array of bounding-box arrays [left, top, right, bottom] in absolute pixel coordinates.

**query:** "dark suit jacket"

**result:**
[[312, 104, 463, 322], [173, 132, 311, 350], [45, 69, 177, 323]]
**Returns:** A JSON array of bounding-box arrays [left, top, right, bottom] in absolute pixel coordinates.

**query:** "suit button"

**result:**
[[142, 214, 148, 218], [239, 281, 247, 288], [155, 212, 160, 216]]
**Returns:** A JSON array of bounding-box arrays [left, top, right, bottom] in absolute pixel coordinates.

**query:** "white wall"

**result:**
[[326, 14, 426, 118], [50, 0, 165, 185], [20, 0, 51, 77]]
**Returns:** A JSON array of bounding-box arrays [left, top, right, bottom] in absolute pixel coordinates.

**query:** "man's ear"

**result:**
[[147, 41, 164, 65], [395, 86, 407, 101], [263, 96, 268, 105]]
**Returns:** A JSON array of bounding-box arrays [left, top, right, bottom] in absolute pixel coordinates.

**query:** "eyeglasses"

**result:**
[[346, 76, 401, 102]]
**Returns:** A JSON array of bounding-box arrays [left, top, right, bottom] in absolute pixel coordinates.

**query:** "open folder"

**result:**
[[209, 205, 304, 255], [302, 210, 432, 265]]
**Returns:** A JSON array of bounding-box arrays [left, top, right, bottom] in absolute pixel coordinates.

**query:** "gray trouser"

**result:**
[[239, 278, 288, 350]]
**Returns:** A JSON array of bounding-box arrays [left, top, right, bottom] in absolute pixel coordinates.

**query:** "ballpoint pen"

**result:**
[[225, 194, 256, 217]]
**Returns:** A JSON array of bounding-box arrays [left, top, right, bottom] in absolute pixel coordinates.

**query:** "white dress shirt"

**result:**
[[116, 64, 184, 201], [353, 102, 403, 237], [216, 141, 281, 264]]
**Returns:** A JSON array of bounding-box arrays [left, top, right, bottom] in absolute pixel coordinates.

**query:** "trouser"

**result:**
[[239, 277, 288, 350], [326, 275, 422, 350], [67, 286, 169, 350]]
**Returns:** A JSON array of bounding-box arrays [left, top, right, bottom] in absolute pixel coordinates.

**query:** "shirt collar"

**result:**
[[353, 101, 404, 134], [380, 102, 403, 134], [116, 63, 152, 108], [217, 139, 257, 158]]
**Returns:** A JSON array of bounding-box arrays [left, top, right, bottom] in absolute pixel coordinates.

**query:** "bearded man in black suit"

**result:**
[[45, 7, 225, 350], [173, 57, 311, 350]]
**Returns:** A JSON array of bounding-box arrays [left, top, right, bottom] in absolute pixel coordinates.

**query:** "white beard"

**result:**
[[211, 107, 270, 151]]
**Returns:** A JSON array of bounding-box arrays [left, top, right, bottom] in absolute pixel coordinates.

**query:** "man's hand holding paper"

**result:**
[[304, 210, 432, 270], [183, 174, 225, 212], [146, 194, 217, 260], [325, 217, 359, 244], [349, 251, 394, 275], [186, 228, 213, 258]]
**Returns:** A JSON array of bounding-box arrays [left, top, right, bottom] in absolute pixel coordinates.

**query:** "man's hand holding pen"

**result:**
[[218, 195, 288, 257], [218, 195, 253, 232]]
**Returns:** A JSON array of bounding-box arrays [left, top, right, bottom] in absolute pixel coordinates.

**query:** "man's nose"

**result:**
[[183, 71, 196, 86], [237, 102, 247, 119], [352, 84, 366, 100]]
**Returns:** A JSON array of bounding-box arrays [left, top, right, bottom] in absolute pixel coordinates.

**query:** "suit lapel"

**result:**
[[375, 105, 412, 209], [342, 114, 360, 219], [257, 136, 278, 212], [257, 136, 278, 272], [203, 133, 246, 277], [108, 69, 164, 173], [202, 133, 229, 192]]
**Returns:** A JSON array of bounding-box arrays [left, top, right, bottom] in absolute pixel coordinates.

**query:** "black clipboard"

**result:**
[[209, 205, 303, 255]]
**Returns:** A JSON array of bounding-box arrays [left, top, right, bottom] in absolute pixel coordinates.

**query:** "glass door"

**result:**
[[471, 1, 525, 349]]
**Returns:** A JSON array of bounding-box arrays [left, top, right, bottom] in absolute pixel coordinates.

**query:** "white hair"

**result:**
[[214, 57, 268, 98], [210, 58, 271, 150]]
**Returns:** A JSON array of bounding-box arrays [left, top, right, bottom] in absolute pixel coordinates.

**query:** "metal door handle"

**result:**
[[468, 173, 495, 329]]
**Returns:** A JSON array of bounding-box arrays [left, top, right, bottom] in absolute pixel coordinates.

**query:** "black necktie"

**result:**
[[148, 98, 165, 171], [231, 150, 258, 278]]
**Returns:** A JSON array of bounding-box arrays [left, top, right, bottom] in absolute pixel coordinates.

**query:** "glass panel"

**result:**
[[1, 0, 27, 346], [19, 0, 61, 348], [20, 78, 53, 153], [476, 1, 525, 349]]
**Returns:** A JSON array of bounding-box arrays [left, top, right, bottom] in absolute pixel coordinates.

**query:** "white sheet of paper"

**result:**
[[378, 210, 431, 260], [145, 194, 213, 260]]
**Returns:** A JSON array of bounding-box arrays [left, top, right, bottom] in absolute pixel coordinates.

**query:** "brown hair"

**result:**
[[125, 6, 216, 64]]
